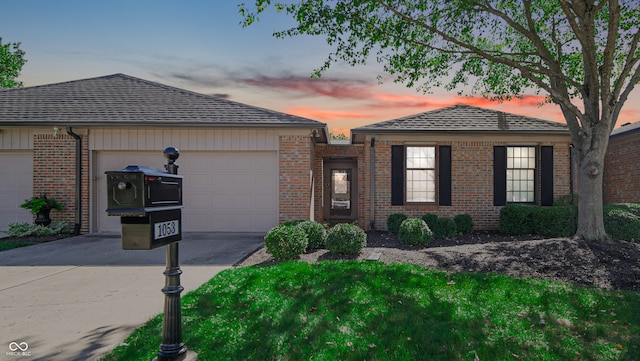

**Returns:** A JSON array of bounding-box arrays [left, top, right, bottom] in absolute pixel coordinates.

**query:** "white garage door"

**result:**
[[0, 151, 33, 231], [95, 151, 278, 232]]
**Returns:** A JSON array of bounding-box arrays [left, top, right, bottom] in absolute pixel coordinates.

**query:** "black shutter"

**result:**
[[494, 146, 507, 206], [438, 145, 452, 206], [540, 146, 554, 206], [391, 145, 405, 206]]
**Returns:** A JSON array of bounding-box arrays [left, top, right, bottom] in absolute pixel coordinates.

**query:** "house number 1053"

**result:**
[[154, 220, 179, 240]]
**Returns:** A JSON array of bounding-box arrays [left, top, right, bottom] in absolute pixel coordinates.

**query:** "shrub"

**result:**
[[532, 206, 576, 237], [499, 204, 536, 235], [421, 213, 439, 231], [283, 219, 306, 227], [553, 194, 579, 207], [325, 223, 367, 255], [606, 203, 640, 218], [398, 218, 432, 246], [433, 217, 457, 239], [453, 214, 474, 235], [264, 224, 308, 260], [7, 222, 69, 238], [387, 213, 408, 234], [297, 220, 327, 249], [604, 205, 640, 242]]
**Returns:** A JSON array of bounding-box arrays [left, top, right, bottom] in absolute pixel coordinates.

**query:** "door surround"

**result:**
[[323, 157, 358, 222]]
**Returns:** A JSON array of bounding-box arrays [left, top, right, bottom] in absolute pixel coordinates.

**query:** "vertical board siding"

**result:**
[[89, 128, 279, 151], [0, 128, 34, 149]]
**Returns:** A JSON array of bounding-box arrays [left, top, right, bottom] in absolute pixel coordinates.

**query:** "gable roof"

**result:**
[[351, 104, 569, 142], [0, 73, 326, 131]]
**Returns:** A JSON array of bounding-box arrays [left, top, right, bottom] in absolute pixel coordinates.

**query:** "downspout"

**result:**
[[370, 137, 376, 230], [66, 127, 82, 235], [569, 144, 575, 235]]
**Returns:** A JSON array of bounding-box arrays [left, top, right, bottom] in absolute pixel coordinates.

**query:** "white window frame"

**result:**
[[406, 146, 436, 203], [506, 146, 536, 203]]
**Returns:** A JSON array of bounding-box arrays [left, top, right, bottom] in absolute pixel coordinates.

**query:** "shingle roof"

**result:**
[[0, 73, 326, 129], [352, 104, 569, 136], [610, 121, 640, 138]]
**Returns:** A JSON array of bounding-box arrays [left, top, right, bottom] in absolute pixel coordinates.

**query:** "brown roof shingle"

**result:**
[[352, 104, 569, 136], [0, 73, 326, 129]]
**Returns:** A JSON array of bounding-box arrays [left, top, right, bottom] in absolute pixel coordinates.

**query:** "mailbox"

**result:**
[[106, 165, 183, 250]]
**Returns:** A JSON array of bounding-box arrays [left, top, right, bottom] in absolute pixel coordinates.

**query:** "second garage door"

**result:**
[[96, 151, 278, 232]]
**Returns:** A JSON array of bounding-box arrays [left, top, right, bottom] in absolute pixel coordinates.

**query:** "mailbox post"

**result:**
[[106, 147, 189, 361]]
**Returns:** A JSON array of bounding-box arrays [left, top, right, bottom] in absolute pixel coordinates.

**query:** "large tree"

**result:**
[[241, 0, 640, 242], [0, 37, 26, 89]]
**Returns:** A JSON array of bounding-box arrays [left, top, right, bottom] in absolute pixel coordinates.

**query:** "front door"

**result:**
[[323, 159, 357, 221]]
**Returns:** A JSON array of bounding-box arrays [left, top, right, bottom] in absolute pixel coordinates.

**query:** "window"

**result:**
[[406, 146, 436, 202], [506, 146, 535, 202]]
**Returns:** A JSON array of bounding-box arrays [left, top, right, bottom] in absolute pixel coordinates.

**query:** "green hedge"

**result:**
[[499, 204, 537, 235], [387, 213, 408, 234], [421, 213, 439, 232], [604, 204, 640, 242], [532, 206, 576, 237], [433, 217, 457, 239], [453, 214, 474, 235]]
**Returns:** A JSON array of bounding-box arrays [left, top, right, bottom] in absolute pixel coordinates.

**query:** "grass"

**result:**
[[0, 241, 35, 251], [101, 261, 640, 361]]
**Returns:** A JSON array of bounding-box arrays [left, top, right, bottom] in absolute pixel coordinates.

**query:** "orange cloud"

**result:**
[[285, 106, 374, 121]]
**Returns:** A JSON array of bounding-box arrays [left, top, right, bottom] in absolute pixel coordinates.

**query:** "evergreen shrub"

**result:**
[[453, 214, 474, 235], [297, 220, 327, 249], [264, 224, 308, 260], [499, 204, 536, 235], [398, 218, 432, 246], [325, 223, 367, 255], [433, 217, 457, 239], [387, 213, 408, 234]]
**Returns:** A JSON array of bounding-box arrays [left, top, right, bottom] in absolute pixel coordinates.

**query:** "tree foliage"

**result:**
[[241, 0, 640, 242], [0, 37, 26, 89]]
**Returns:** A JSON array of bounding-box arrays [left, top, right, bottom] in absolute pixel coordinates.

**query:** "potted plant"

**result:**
[[20, 194, 63, 226]]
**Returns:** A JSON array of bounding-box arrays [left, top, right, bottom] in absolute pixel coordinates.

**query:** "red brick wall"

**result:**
[[372, 139, 572, 231], [33, 133, 90, 233], [279, 135, 313, 223], [604, 133, 640, 203], [313, 143, 368, 229]]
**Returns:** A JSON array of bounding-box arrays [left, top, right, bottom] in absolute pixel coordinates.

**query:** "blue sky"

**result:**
[[2, 0, 638, 134]]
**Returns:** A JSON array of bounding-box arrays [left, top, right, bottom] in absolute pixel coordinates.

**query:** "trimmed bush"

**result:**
[[421, 213, 439, 232], [433, 217, 457, 239], [398, 218, 432, 246], [387, 213, 408, 234], [499, 204, 537, 235], [297, 220, 327, 249], [553, 194, 579, 207], [453, 214, 474, 235], [283, 219, 306, 227], [264, 224, 308, 260], [604, 205, 640, 242], [606, 203, 640, 218], [325, 223, 367, 255], [7, 221, 69, 238], [532, 206, 576, 237]]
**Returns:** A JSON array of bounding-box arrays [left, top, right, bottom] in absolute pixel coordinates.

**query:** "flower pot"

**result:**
[[35, 206, 52, 227]]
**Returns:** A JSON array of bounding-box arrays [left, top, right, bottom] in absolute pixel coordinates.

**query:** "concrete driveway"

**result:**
[[0, 232, 264, 361]]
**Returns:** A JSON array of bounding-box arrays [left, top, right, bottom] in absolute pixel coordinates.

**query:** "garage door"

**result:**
[[0, 151, 33, 231], [95, 151, 278, 232]]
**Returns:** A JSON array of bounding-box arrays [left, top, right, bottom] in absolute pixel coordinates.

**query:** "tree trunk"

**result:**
[[574, 127, 611, 242]]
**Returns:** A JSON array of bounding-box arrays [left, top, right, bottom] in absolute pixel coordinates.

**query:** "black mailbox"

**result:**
[[106, 165, 183, 250]]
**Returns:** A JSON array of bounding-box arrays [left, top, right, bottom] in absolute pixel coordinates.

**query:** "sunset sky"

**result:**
[[2, 0, 638, 135]]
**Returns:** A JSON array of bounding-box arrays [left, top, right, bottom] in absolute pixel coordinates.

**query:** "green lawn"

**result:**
[[0, 241, 34, 252], [101, 261, 640, 361]]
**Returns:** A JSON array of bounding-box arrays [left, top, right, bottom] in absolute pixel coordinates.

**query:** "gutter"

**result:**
[[66, 127, 82, 235]]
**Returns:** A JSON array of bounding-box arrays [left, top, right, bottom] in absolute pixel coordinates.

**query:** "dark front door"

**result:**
[[324, 159, 357, 221]]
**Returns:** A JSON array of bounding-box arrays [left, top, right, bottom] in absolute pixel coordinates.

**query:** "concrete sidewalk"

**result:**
[[0, 232, 264, 361]]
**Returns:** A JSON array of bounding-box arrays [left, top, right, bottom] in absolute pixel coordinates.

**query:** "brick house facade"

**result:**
[[1, 75, 577, 234], [604, 122, 640, 203]]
